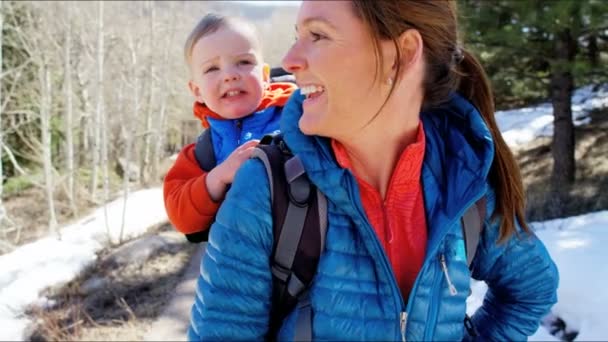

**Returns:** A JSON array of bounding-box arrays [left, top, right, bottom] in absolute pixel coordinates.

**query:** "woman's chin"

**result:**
[[298, 115, 322, 136]]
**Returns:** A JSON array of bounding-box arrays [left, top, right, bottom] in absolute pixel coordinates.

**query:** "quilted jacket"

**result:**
[[188, 90, 559, 341]]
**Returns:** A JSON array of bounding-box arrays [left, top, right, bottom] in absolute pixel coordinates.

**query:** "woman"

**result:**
[[188, 1, 559, 341]]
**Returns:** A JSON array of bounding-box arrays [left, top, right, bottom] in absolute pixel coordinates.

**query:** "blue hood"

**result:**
[[280, 89, 494, 261]]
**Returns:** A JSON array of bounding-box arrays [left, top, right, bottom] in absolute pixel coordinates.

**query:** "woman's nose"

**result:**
[[282, 45, 305, 74]]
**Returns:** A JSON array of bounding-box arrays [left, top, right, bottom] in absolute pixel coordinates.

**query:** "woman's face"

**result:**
[[282, 1, 394, 139]]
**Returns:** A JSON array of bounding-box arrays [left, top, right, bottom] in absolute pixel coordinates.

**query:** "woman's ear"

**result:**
[[398, 29, 423, 70], [379, 39, 398, 83], [381, 29, 424, 84]]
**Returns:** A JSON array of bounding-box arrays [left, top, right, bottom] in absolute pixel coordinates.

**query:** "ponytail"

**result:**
[[348, 0, 530, 242], [458, 49, 530, 242]]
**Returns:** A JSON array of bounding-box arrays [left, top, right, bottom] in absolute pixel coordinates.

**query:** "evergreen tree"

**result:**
[[460, 0, 608, 192]]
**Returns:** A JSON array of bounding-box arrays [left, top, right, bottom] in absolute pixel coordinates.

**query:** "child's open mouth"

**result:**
[[222, 89, 246, 98]]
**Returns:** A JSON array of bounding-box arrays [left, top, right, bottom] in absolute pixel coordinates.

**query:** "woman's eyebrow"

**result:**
[[295, 16, 337, 32]]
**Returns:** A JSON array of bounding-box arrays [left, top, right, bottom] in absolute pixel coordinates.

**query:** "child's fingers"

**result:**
[[239, 145, 258, 159], [237, 140, 260, 151]]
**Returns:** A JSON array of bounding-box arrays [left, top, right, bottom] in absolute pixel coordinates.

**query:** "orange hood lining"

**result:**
[[193, 82, 296, 129]]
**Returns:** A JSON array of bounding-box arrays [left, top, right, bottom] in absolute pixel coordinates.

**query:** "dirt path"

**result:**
[[143, 244, 205, 341], [26, 224, 202, 341]]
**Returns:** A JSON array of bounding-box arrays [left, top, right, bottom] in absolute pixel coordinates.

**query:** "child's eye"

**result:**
[[204, 66, 218, 74], [238, 60, 253, 66]]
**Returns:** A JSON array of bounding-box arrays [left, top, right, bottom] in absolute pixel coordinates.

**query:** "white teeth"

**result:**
[[300, 85, 325, 96], [226, 90, 240, 97]]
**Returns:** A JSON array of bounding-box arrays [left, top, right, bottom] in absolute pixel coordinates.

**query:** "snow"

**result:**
[[1, 83, 607, 340], [0, 188, 167, 340], [497, 83, 608, 147], [467, 210, 608, 341]]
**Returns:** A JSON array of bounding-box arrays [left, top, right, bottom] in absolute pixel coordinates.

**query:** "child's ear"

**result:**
[[188, 80, 204, 103], [263, 63, 270, 83]]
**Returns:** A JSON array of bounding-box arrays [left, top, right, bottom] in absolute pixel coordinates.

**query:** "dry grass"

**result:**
[[1, 181, 149, 255], [517, 108, 608, 222], [26, 224, 198, 341]]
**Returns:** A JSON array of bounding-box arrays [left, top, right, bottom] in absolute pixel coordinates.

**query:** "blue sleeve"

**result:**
[[188, 158, 274, 341], [469, 190, 559, 341]]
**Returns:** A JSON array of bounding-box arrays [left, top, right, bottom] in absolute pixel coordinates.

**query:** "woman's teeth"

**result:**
[[301, 85, 325, 98]]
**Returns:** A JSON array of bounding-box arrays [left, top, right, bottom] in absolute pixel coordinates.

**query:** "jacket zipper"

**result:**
[[440, 254, 458, 296], [419, 191, 486, 340], [350, 173, 486, 340], [236, 119, 243, 145], [400, 311, 408, 342], [383, 202, 392, 259], [349, 177, 406, 340], [423, 258, 443, 341]]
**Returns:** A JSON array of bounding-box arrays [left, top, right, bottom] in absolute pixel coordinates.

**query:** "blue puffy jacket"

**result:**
[[206, 106, 282, 165], [188, 90, 559, 341]]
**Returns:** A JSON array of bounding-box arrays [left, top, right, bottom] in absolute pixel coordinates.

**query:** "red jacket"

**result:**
[[163, 83, 295, 234]]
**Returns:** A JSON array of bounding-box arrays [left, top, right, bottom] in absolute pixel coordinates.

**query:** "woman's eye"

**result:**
[[310, 31, 324, 42]]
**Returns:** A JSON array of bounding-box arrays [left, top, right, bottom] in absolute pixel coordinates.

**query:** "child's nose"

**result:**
[[223, 72, 240, 82], [223, 66, 241, 82]]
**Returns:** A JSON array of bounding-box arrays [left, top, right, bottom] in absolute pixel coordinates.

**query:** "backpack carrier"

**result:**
[[190, 130, 486, 340]]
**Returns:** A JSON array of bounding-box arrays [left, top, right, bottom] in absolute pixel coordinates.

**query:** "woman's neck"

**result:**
[[338, 104, 421, 200]]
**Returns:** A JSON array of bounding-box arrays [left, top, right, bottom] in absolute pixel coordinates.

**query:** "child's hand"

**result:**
[[206, 140, 260, 201]]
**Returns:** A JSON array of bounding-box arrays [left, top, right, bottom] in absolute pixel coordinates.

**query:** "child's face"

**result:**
[[188, 26, 269, 119]]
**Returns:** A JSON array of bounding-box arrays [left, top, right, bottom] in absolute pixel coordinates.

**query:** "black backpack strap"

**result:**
[[461, 197, 487, 269], [251, 134, 327, 341], [185, 129, 216, 243], [294, 291, 313, 341], [194, 129, 216, 172], [461, 196, 487, 338]]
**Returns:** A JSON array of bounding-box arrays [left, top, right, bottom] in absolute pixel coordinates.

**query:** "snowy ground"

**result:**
[[0, 188, 167, 340], [467, 211, 608, 341], [0, 83, 607, 340], [497, 83, 608, 147]]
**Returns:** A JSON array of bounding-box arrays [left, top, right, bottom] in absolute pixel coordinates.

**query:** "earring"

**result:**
[[386, 77, 393, 86]]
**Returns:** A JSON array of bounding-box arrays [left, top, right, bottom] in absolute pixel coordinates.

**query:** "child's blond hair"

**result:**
[[184, 13, 262, 66]]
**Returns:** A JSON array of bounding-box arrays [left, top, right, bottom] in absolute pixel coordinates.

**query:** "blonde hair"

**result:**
[[184, 13, 261, 65]]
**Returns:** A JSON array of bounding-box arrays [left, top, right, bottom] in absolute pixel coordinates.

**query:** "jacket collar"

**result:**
[[193, 82, 296, 129], [281, 90, 494, 255]]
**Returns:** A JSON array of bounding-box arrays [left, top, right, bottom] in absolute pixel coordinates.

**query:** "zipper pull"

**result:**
[[440, 254, 458, 296], [400, 311, 407, 342]]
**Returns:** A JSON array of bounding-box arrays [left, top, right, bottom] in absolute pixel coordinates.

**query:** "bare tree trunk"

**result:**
[[588, 34, 598, 68], [90, 0, 104, 200], [120, 34, 141, 243], [551, 28, 577, 188], [0, 0, 13, 238], [101, 91, 110, 237], [63, 0, 77, 216], [140, 0, 155, 186], [0, 0, 5, 218], [40, 62, 59, 236], [76, 61, 93, 168], [152, 2, 177, 182], [548, 28, 578, 216]]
